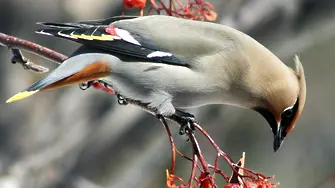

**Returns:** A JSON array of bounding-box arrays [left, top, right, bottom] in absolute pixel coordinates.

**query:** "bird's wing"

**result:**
[[36, 16, 186, 66]]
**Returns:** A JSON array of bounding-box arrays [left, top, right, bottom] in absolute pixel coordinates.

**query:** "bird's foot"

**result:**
[[175, 109, 196, 135], [178, 116, 197, 135], [155, 113, 195, 135], [99, 81, 112, 90], [79, 81, 94, 90], [117, 94, 128, 105], [167, 110, 197, 135]]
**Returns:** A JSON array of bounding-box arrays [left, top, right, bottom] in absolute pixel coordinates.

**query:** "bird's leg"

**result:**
[[79, 81, 94, 90], [94, 81, 194, 133], [169, 109, 197, 135]]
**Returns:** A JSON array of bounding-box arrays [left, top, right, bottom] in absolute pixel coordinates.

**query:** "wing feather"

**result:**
[[36, 16, 186, 66]]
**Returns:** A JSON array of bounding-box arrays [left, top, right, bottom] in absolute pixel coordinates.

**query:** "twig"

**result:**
[[208, 165, 230, 182], [189, 153, 198, 186], [194, 122, 247, 186], [0, 32, 67, 64], [144, 0, 217, 21], [10, 48, 49, 73], [159, 117, 176, 174], [194, 123, 234, 165], [229, 152, 245, 184], [188, 130, 208, 171]]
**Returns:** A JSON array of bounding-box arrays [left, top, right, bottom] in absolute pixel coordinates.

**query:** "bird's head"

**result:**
[[6, 53, 116, 103], [254, 55, 306, 152]]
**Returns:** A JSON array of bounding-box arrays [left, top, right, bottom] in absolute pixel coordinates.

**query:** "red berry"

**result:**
[[123, 0, 146, 9]]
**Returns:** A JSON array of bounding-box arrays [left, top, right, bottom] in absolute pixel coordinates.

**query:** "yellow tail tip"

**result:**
[[6, 90, 39, 103]]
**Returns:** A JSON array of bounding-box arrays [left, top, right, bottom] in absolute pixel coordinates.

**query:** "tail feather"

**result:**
[[6, 73, 58, 103], [25, 77, 55, 92], [6, 53, 105, 103]]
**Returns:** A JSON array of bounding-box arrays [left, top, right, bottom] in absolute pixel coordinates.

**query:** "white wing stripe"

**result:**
[[115, 28, 141, 45], [147, 51, 173, 58]]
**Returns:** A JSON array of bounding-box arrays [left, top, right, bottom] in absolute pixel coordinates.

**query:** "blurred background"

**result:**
[[0, 0, 334, 187]]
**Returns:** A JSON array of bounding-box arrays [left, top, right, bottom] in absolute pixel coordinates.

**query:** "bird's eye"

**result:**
[[282, 109, 293, 118]]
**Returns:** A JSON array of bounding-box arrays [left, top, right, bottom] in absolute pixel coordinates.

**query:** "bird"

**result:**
[[6, 15, 306, 152]]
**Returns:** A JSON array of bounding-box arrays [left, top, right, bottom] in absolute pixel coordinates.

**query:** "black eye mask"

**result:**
[[280, 99, 299, 136]]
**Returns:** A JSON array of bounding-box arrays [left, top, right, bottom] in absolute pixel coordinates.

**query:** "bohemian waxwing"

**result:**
[[6, 15, 306, 152]]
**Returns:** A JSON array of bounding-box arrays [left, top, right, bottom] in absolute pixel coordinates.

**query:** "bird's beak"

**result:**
[[6, 60, 111, 103], [253, 108, 289, 152], [273, 124, 286, 152]]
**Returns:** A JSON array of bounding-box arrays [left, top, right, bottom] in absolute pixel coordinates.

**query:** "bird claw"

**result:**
[[79, 81, 94, 90], [178, 116, 196, 135], [155, 110, 197, 137], [173, 109, 196, 135], [100, 81, 113, 90], [117, 94, 128, 105]]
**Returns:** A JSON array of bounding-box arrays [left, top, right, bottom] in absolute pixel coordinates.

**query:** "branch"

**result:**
[[0, 32, 67, 72], [10, 48, 49, 73]]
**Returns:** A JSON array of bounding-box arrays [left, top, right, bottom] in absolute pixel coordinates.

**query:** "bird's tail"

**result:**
[[6, 53, 118, 103]]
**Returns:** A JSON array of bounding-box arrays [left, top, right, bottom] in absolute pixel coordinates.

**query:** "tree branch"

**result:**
[[0, 32, 67, 64]]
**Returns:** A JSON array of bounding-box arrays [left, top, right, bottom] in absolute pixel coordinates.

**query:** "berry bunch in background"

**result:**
[[122, 0, 217, 21]]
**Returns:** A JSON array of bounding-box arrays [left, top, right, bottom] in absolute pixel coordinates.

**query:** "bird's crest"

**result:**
[[286, 55, 306, 133]]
